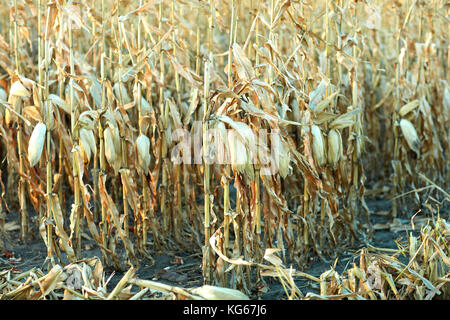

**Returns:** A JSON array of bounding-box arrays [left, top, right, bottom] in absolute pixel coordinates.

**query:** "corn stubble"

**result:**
[[0, 0, 448, 300]]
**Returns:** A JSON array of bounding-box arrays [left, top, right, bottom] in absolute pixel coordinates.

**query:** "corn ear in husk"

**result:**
[[0, 87, 6, 115], [399, 118, 420, 154], [228, 130, 248, 173], [104, 126, 117, 166], [190, 285, 250, 300], [327, 129, 342, 167], [80, 128, 97, 162], [136, 134, 151, 174], [311, 125, 326, 167], [28, 122, 46, 167]]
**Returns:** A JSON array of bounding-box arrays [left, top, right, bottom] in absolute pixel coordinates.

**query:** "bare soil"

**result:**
[[0, 195, 447, 300]]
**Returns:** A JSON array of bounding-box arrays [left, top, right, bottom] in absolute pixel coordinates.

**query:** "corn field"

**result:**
[[0, 0, 448, 300]]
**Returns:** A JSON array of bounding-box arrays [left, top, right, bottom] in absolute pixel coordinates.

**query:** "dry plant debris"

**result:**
[[0, 0, 448, 299], [1, 216, 447, 300]]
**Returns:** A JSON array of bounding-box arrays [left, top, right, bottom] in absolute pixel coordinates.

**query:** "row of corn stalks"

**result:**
[[0, 0, 448, 295]]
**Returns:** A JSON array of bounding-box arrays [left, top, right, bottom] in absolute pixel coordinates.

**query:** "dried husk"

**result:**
[[327, 129, 342, 167], [0, 87, 6, 115], [79, 128, 96, 162], [49, 94, 71, 114], [136, 134, 151, 174], [399, 100, 419, 117], [329, 109, 358, 130], [228, 130, 249, 175], [113, 82, 132, 105], [104, 126, 117, 166], [0, 87, 7, 101], [272, 134, 290, 178], [399, 118, 420, 154], [9, 81, 30, 98], [311, 125, 326, 167], [140, 97, 153, 116], [27, 122, 46, 167]]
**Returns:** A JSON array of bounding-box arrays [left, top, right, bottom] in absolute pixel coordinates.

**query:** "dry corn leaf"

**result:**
[[9, 81, 30, 98], [399, 100, 419, 117]]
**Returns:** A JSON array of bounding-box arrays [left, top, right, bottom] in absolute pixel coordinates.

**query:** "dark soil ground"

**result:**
[[1, 194, 448, 300]]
